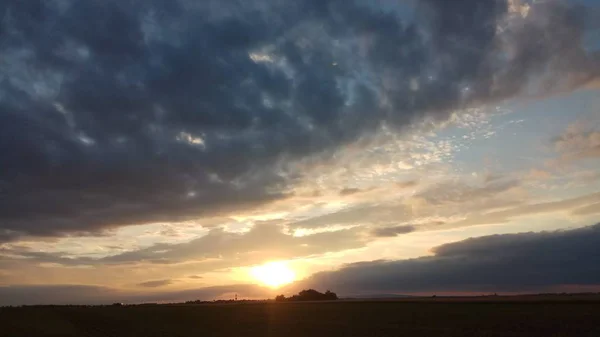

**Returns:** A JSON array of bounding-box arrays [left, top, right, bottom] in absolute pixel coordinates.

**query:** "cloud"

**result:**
[[287, 175, 588, 233], [571, 202, 600, 216], [396, 180, 419, 189], [104, 223, 365, 266], [446, 191, 600, 228], [0, 223, 366, 267], [0, 285, 118, 306], [288, 204, 412, 229], [0, 246, 97, 266], [297, 223, 600, 295], [0, 284, 273, 306], [371, 225, 416, 237], [280, 179, 597, 236], [576, 171, 600, 183], [137, 279, 173, 288], [3, 224, 600, 304], [554, 122, 600, 162], [415, 179, 521, 206], [188, 275, 203, 279], [527, 169, 553, 180], [339, 188, 362, 196], [1, 0, 598, 241]]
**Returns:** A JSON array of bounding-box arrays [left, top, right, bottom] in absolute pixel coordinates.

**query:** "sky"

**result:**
[[1, 0, 600, 305]]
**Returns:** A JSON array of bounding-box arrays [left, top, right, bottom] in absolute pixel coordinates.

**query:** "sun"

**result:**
[[251, 261, 296, 288]]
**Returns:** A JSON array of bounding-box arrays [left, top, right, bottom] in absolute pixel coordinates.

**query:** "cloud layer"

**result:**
[[1, 0, 598, 241], [3, 223, 600, 305], [0, 222, 365, 267], [298, 223, 600, 294]]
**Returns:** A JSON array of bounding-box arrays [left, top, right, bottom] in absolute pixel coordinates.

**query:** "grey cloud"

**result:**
[[371, 225, 416, 237], [188, 275, 203, 279], [0, 231, 20, 244], [0, 284, 271, 306], [1, 0, 598, 241], [298, 223, 600, 295], [494, 0, 600, 96], [137, 279, 173, 288]]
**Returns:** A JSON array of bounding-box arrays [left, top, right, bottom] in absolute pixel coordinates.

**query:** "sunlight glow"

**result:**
[[251, 261, 296, 288]]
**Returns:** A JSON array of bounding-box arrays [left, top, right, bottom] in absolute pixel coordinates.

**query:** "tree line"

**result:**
[[275, 289, 338, 302]]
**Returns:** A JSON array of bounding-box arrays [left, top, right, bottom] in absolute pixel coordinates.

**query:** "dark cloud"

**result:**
[[137, 279, 173, 288], [188, 275, 203, 279], [0, 284, 272, 306], [371, 225, 416, 237], [1, 0, 597, 241], [298, 223, 600, 295]]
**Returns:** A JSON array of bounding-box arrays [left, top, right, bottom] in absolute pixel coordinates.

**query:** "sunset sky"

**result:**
[[1, 0, 600, 305]]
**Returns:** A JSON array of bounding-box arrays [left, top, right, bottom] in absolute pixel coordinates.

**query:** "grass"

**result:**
[[2, 298, 600, 336]]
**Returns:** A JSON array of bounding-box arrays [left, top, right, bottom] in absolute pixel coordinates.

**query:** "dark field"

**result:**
[[2, 298, 600, 337]]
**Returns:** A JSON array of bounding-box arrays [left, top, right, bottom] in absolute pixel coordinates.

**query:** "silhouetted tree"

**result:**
[[275, 289, 338, 302], [325, 290, 338, 300]]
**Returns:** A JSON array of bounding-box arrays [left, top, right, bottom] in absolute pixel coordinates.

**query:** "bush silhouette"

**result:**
[[275, 289, 338, 302]]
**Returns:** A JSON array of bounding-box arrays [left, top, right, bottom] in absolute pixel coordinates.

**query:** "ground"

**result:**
[[2, 297, 600, 337]]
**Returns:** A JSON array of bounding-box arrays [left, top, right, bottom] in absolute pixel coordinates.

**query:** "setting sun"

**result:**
[[251, 262, 296, 288]]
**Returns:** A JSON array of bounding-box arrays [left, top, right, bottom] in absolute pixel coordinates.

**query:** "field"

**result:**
[[2, 297, 600, 337]]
